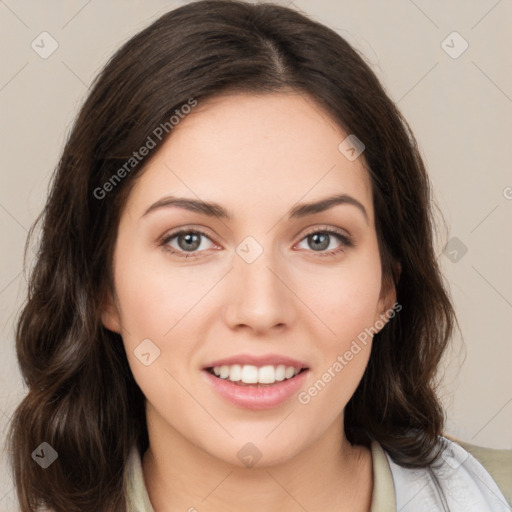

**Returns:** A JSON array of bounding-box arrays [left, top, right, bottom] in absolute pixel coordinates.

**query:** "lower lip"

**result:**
[[202, 369, 309, 410]]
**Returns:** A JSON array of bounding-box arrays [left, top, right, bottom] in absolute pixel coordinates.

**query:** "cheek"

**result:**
[[113, 241, 202, 338], [293, 246, 381, 411], [113, 257, 196, 414], [112, 242, 211, 390], [296, 271, 379, 426], [298, 248, 383, 341]]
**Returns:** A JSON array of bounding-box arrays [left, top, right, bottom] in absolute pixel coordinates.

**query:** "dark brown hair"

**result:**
[[7, 0, 459, 510]]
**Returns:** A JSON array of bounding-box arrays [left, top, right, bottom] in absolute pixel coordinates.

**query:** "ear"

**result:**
[[100, 291, 122, 334], [373, 262, 401, 331]]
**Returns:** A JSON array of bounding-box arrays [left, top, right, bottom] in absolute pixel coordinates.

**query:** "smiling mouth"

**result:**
[[205, 367, 309, 387]]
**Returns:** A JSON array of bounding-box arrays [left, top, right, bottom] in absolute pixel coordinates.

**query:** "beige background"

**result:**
[[1, 0, 511, 509]]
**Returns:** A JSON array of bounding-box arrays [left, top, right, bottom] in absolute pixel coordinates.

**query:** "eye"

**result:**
[[295, 228, 354, 257], [161, 228, 217, 258], [160, 226, 355, 260]]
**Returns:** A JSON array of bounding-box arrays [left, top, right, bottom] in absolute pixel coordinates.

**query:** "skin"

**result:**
[[102, 91, 396, 512]]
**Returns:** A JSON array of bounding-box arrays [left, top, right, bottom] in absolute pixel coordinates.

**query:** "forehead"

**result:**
[[125, 92, 374, 225]]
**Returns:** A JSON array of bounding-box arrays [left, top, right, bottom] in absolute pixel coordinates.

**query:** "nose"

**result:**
[[223, 243, 296, 335]]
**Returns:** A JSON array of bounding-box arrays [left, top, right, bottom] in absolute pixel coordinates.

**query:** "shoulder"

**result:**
[[443, 433, 512, 507], [382, 435, 512, 512]]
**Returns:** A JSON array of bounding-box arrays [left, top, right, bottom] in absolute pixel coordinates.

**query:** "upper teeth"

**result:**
[[212, 364, 302, 384]]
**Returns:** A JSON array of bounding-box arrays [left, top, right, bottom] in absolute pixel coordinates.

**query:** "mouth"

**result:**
[[201, 363, 310, 410], [205, 365, 309, 387]]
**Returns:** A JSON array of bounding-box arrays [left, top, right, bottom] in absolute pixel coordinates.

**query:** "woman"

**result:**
[[7, 1, 511, 511]]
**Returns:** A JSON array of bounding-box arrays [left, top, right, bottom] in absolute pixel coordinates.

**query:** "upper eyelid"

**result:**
[[161, 226, 218, 244], [300, 225, 350, 238]]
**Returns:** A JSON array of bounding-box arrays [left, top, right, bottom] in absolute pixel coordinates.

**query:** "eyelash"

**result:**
[[159, 226, 355, 260]]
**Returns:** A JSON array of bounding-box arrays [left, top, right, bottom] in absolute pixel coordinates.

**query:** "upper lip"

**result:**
[[203, 353, 309, 370]]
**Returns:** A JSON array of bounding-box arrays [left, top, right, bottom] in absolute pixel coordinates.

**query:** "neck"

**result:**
[[142, 409, 373, 512]]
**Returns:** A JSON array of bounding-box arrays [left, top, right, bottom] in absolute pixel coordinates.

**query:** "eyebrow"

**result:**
[[142, 193, 369, 224]]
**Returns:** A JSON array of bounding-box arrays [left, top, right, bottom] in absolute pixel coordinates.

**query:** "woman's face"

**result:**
[[102, 92, 395, 466]]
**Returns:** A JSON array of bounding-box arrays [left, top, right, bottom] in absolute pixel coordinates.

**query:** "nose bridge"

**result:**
[[225, 233, 295, 330]]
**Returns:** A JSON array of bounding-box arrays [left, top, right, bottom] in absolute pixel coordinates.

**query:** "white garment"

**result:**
[[386, 436, 511, 511]]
